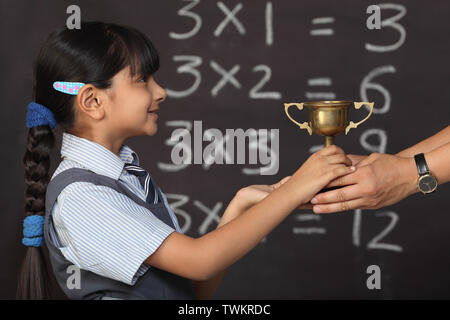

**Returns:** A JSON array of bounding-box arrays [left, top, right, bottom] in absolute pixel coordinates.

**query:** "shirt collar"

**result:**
[[60, 132, 140, 180]]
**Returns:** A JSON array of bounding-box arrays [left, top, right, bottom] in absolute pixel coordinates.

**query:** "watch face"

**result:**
[[418, 175, 438, 193]]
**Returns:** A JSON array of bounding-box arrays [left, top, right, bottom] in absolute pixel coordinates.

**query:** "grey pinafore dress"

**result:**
[[43, 167, 195, 300]]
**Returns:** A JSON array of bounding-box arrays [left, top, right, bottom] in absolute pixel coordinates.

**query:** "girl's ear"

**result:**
[[76, 85, 105, 120]]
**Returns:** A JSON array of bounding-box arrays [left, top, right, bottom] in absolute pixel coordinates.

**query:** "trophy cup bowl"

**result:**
[[284, 100, 374, 195], [284, 100, 374, 146]]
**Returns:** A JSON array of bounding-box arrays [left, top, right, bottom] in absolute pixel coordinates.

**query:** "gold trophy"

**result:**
[[284, 100, 374, 146]]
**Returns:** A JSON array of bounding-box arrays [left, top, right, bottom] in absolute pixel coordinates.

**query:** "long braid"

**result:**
[[17, 124, 55, 299]]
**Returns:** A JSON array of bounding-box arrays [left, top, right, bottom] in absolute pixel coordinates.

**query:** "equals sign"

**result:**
[[310, 17, 335, 36], [305, 77, 336, 100], [292, 214, 326, 235]]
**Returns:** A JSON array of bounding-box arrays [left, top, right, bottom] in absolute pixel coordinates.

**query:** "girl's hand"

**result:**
[[220, 145, 353, 226], [288, 145, 356, 205], [235, 176, 290, 212], [220, 177, 292, 227], [235, 176, 313, 214]]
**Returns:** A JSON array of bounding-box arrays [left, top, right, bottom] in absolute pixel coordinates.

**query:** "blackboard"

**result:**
[[139, 0, 450, 299], [4, 0, 449, 299]]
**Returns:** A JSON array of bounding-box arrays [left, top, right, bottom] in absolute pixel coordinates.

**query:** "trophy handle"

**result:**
[[345, 102, 374, 135], [284, 103, 312, 135]]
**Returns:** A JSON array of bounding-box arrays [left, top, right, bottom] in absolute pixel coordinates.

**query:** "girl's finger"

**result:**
[[327, 154, 353, 166], [318, 144, 345, 156]]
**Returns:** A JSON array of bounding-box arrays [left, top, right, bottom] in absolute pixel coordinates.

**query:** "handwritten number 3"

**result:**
[[365, 3, 407, 52]]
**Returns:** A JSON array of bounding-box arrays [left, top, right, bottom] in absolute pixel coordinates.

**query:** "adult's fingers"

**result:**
[[347, 154, 367, 166], [312, 197, 365, 214], [324, 170, 359, 188], [311, 184, 361, 205], [327, 164, 356, 182]]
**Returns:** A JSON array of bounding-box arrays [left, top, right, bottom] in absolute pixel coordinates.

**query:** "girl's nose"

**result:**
[[158, 87, 167, 103], [154, 80, 167, 103]]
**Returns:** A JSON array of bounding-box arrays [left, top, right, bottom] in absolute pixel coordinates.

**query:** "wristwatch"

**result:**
[[414, 153, 438, 194]]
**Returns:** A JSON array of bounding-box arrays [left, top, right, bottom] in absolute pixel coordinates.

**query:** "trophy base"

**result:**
[[318, 185, 343, 193]]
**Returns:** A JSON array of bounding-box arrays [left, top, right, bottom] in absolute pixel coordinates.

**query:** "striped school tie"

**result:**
[[124, 163, 159, 204]]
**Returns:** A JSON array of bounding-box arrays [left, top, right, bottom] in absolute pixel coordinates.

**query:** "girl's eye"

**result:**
[[139, 75, 148, 83]]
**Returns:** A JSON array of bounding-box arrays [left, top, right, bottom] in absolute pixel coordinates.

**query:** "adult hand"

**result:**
[[347, 154, 367, 166], [310, 153, 419, 213]]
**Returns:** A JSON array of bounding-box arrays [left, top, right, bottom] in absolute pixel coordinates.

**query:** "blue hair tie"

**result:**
[[22, 236, 44, 247], [22, 215, 45, 247], [26, 102, 57, 129]]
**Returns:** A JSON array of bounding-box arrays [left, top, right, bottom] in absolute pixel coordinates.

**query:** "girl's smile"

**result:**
[[147, 110, 159, 120]]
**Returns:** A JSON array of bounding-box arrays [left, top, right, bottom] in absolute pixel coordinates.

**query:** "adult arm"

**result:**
[[345, 125, 450, 166], [311, 140, 450, 213], [396, 125, 450, 157]]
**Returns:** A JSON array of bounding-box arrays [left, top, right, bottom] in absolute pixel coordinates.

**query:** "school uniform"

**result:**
[[43, 132, 195, 299]]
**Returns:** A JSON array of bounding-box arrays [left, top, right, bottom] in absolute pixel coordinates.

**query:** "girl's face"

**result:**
[[105, 65, 167, 139]]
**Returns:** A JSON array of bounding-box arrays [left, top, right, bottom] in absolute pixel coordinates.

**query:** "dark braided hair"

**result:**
[[17, 21, 160, 299]]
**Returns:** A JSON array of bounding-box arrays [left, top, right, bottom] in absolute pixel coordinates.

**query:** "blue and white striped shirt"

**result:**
[[50, 132, 182, 285]]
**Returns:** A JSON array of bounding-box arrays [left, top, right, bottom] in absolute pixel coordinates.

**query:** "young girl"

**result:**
[[17, 21, 355, 300]]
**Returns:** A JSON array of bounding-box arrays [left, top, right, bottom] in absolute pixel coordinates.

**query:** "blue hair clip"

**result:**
[[53, 81, 85, 95]]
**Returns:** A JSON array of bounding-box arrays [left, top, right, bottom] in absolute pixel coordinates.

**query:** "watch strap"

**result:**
[[414, 153, 429, 176]]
